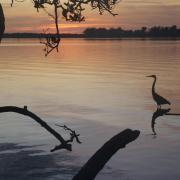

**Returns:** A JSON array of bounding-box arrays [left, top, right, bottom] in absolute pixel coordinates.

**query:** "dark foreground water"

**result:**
[[0, 38, 180, 180]]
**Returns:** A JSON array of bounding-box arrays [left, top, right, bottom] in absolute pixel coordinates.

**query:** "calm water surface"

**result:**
[[0, 39, 180, 180]]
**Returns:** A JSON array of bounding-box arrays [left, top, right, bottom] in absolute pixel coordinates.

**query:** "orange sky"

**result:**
[[1, 0, 180, 33]]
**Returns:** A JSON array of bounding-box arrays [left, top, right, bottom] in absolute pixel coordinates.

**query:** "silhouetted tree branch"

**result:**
[[72, 129, 140, 180], [1, 0, 120, 55], [32, 0, 119, 55], [0, 106, 81, 152], [0, 4, 5, 43]]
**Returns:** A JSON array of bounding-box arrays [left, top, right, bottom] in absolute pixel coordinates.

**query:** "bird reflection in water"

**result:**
[[151, 108, 171, 136], [151, 108, 180, 136]]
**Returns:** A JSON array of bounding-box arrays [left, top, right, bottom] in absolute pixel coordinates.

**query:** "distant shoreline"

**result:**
[[3, 36, 180, 41], [3, 26, 180, 39], [3, 36, 180, 40]]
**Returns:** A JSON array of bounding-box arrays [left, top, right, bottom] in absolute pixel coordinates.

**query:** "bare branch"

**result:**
[[0, 106, 80, 152], [5, 0, 120, 55]]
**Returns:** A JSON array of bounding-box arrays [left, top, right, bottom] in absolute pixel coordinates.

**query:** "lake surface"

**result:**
[[0, 38, 180, 180]]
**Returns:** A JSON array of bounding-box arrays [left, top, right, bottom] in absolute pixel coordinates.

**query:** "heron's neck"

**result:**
[[152, 77, 156, 94]]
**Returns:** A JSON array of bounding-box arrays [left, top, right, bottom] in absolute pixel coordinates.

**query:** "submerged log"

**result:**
[[73, 129, 140, 180]]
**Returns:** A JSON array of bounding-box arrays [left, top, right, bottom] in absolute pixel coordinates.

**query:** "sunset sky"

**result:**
[[1, 0, 180, 33]]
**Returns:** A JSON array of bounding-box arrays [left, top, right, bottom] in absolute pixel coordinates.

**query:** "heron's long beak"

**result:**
[[146, 75, 152, 77]]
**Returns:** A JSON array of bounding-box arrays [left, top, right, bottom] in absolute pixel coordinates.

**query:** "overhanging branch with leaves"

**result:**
[[1, 0, 120, 55]]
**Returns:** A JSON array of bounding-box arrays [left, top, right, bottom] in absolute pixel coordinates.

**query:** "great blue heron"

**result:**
[[147, 75, 171, 108]]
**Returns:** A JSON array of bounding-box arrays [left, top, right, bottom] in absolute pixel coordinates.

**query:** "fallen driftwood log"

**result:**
[[0, 106, 140, 179], [73, 129, 140, 180], [0, 106, 81, 152], [0, 3, 5, 42]]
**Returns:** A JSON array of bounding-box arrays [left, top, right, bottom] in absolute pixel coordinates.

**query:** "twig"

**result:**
[[55, 124, 82, 144]]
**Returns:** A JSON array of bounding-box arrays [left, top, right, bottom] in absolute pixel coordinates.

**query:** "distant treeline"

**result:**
[[3, 33, 83, 38], [3, 26, 180, 38], [83, 26, 180, 38]]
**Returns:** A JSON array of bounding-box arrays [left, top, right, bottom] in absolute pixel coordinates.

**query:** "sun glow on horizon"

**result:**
[[1, 0, 180, 33]]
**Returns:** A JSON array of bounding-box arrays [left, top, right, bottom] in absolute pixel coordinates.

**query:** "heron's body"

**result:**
[[148, 75, 171, 108]]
